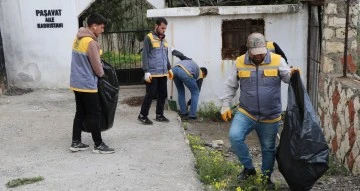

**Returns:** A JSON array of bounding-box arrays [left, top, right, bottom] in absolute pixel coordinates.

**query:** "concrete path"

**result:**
[[0, 87, 202, 191]]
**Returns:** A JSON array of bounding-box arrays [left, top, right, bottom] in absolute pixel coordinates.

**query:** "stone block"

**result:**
[[351, 40, 357, 51], [328, 17, 346, 27], [325, 41, 344, 53], [323, 56, 335, 73], [349, 4, 360, 15], [324, 28, 334, 39], [351, 15, 358, 27], [335, 28, 356, 39], [325, 3, 337, 14]]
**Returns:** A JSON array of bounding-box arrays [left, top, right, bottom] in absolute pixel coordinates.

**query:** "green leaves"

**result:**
[[82, 0, 153, 32]]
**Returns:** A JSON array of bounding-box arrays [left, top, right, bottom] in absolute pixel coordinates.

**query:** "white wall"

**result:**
[[0, 0, 93, 89], [153, 5, 308, 110], [147, 0, 165, 9]]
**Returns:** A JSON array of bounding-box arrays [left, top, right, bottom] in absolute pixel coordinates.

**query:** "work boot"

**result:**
[[155, 115, 170, 122], [138, 114, 153, 125], [238, 168, 256, 181]]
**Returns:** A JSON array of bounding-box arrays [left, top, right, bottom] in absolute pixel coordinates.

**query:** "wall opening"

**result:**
[[222, 19, 265, 60]]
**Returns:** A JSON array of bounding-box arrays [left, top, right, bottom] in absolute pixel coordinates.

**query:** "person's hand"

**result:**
[[144, 72, 152, 83], [101, 74, 109, 81], [168, 70, 174, 80], [220, 106, 232, 122], [290, 68, 301, 76]]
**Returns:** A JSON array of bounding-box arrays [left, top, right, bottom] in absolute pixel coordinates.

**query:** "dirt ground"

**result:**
[[119, 95, 360, 190], [183, 119, 360, 191]]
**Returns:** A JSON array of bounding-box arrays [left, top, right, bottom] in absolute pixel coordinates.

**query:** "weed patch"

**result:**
[[187, 134, 278, 190], [6, 176, 44, 188], [197, 102, 222, 121], [324, 155, 350, 176]]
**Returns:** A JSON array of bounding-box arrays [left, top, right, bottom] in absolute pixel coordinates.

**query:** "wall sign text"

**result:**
[[35, 9, 63, 28]]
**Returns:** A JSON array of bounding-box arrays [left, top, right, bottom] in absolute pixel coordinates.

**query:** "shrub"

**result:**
[[197, 101, 238, 122], [101, 52, 141, 68], [197, 102, 222, 121]]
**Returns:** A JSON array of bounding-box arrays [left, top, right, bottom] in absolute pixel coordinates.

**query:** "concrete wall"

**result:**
[[147, 0, 165, 9], [319, 0, 360, 175], [148, 4, 308, 110], [0, 0, 93, 89]]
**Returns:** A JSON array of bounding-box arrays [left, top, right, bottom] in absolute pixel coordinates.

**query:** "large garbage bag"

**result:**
[[83, 60, 120, 132], [276, 71, 329, 191]]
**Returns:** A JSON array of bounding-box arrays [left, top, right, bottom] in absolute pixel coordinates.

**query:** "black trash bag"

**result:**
[[276, 71, 329, 191], [83, 60, 120, 132]]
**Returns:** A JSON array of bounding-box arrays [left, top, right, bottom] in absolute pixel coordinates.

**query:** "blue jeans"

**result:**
[[229, 111, 279, 177], [172, 66, 199, 117]]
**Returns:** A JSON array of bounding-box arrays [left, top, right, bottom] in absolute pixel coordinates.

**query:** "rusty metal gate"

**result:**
[[0, 28, 7, 90], [307, 4, 322, 110], [83, 0, 154, 85]]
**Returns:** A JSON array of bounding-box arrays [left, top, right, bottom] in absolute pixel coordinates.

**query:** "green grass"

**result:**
[[197, 101, 238, 122], [187, 134, 241, 190], [6, 176, 44, 188], [324, 155, 350, 176], [101, 52, 141, 68], [187, 134, 279, 191], [197, 102, 222, 121]]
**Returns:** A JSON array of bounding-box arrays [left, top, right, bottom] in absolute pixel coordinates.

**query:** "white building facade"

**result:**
[[0, 0, 94, 89], [148, 4, 308, 109]]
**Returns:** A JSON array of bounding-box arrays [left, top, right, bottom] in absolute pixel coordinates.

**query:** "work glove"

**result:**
[[144, 72, 152, 83], [220, 103, 232, 122], [168, 70, 174, 80], [290, 68, 301, 76]]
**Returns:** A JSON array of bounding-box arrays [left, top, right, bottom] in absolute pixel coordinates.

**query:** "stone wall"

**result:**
[[320, 0, 360, 174], [322, 1, 359, 73], [318, 75, 360, 174]]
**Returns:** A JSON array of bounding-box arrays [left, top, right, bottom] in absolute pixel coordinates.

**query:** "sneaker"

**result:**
[[238, 168, 256, 181], [179, 113, 188, 120], [138, 114, 153, 125], [93, 142, 115, 154], [183, 116, 203, 122], [155, 115, 170, 122], [70, 141, 89, 152]]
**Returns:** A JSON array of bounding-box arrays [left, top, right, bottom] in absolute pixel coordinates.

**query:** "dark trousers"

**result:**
[[140, 76, 168, 117], [72, 91, 102, 146]]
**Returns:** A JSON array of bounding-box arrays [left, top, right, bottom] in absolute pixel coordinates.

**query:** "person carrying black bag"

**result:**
[[69, 13, 115, 154]]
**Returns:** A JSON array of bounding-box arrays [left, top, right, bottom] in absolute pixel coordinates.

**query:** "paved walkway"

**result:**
[[0, 87, 202, 191]]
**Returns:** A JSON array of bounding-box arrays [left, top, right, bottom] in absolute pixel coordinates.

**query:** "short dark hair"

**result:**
[[200, 67, 208, 76], [155, 17, 168, 25], [87, 13, 107, 26]]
